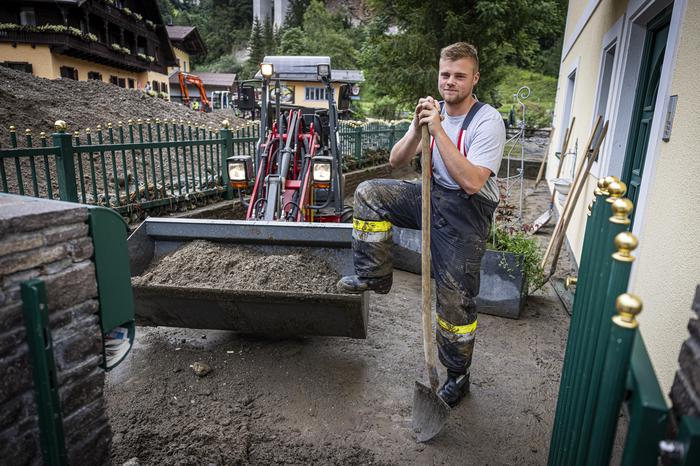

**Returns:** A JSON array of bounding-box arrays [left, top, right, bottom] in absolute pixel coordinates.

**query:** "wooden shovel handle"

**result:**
[[421, 125, 439, 391]]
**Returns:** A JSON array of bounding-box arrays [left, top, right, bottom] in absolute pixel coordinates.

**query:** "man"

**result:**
[[337, 42, 505, 407]]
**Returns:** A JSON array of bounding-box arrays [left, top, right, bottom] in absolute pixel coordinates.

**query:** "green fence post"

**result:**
[[585, 293, 643, 466], [220, 119, 234, 200], [354, 125, 362, 163], [549, 177, 611, 465], [389, 123, 396, 149], [21, 279, 68, 466], [51, 120, 78, 203], [568, 182, 631, 465]]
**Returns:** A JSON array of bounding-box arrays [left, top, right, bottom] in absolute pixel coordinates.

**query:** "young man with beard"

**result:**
[[337, 42, 505, 407]]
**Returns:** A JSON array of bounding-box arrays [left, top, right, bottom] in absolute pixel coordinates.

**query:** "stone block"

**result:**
[[0, 232, 44, 257], [0, 302, 22, 335], [688, 318, 700, 340], [44, 262, 97, 310], [678, 338, 700, 395], [43, 223, 89, 246], [0, 349, 32, 402], [0, 393, 26, 433], [67, 237, 94, 263], [0, 194, 88, 234], [48, 300, 99, 332], [670, 372, 700, 418], [53, 323, 102, 372], [693, 284, 700, 316], [0, 418, 40, 466], [59, 367, 105, 415], [1, 267, 41, 291], [0, 244, 66, 277], [40, 257, 74, 276], [0, 326, 26, 359]]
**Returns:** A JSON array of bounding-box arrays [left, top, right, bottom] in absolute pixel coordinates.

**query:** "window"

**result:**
[[118, 78, 126, 88], [88, 71, 102, 81], [305, 87, 327, 101], [128, 78, 135, 89], [559, 69, 576, 152], [110, 75, 119, 85], [160, 82, 167, 93], [1, 62, 33, 74], [152, 81, 160, 92], [19, 7, 36, 26], [593, 44, 616, 159], [60, 66, 78, 80], [183, 61, 187, 72]]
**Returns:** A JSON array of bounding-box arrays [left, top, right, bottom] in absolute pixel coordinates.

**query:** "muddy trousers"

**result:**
[[352, 179, 495, 375]]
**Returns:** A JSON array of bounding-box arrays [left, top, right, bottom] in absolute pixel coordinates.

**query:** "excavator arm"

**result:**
[[178, 71, 211, 112]]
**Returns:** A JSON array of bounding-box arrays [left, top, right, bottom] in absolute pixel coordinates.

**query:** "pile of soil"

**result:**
[[0, 66, 240, 145], [132, 240, 342, 294]]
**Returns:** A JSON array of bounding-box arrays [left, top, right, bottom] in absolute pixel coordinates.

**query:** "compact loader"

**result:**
[[128, 57, 367, 338]]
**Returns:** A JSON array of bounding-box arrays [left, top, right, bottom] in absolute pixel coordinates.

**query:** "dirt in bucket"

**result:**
[[132, 240, 343, 294]]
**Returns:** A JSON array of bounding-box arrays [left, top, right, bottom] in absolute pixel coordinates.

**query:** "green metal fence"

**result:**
[[338, 120, 410, 165], [547, 176, 671, 465], [0, 119, 257, 219], [0, 118, 408, 218]]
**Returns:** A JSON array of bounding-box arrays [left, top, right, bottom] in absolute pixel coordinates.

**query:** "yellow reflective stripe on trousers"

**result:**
[[353, 218, 392, 233], [437, 316, 477, 335]]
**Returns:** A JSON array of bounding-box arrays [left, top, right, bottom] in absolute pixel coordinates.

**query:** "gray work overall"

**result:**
[[352, 102, 497, 375]]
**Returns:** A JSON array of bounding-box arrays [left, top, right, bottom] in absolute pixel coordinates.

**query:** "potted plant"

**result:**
[[476, 224, 544, 319]]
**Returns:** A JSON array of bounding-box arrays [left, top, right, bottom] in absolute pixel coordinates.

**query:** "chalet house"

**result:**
[[0, 0, 177, 93], [169, 71, 237, 110], [165, 25, 205, 76], [546, 0, 699, 395]]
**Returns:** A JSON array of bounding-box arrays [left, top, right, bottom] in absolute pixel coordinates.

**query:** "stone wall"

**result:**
[[0, 194, 110, 465], [670, 285, 700, 419]]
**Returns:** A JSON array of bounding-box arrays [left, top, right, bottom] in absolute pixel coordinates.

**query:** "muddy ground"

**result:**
[[105, 178, 577, 465]]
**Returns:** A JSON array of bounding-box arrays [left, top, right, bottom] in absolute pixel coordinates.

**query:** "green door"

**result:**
[[622, 8, 671, 216]]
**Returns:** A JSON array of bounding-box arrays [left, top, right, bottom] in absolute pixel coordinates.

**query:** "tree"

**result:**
[[283, 0, 311, 29], [277, 0, 359, 69], [244, 17, 265, 78], [262, 16, 277, 57], [361, 0, 562, 106]]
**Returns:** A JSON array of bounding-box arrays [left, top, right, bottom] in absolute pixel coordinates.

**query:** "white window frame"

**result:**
[[590, 16, 624, 177], [553, 57, 579, 182], [305, 86, 326, 101]]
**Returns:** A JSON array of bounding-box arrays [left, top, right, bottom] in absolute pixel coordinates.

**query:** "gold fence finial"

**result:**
[[127, 119, 134, 126], [222, 119, 231, 129], [54, 121, 67, 132], [86, 128, 91, 134], [25, 128, 31, 135], [40, 131, 46, 138], [117, 121, 123, 127], [613, 293, 642, 328], [9, 125, 16, 132], [107, 122, 113, 128], [155, 118, 161, 123], [146, 118, 151, 124], [73, 131, 79, 137], [137, 118, 143, 124], [606, 180, 627, 203], [97, 124, 102, 130], [595, 177, 608, 196], [612, 231, 638, 262], [610, 197, 634, 225]]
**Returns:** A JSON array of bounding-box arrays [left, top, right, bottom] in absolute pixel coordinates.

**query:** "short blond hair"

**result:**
[[440, 42, 479, 72]]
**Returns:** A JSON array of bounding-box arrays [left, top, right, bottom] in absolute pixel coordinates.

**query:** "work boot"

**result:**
[[336, 274, 392, 294], [437, 371, 470, 407]]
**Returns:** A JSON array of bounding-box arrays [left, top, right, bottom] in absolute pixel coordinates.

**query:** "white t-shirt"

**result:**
[[411, 102, 505, 203]]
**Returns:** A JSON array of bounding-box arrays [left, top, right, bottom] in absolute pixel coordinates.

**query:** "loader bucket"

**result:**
[[127, 218, 368, 338]]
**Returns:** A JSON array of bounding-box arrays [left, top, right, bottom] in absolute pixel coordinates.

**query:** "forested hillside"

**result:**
[[158, 0, 567, 121]]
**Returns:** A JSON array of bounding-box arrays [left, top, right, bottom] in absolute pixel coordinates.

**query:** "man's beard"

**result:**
[[440, 86, 472, 104]]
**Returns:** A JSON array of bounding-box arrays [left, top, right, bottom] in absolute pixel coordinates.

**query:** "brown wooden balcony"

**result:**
[[0, 29, 164, 73]]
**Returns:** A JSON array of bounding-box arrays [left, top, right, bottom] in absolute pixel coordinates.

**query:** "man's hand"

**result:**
[[416, 97, 442, 136]]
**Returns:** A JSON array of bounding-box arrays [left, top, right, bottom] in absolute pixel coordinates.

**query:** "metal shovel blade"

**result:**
[[412, 381, 451, 442]]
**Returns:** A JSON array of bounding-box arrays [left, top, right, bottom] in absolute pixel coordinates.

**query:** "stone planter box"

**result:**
[[392, 227, 527, 319]]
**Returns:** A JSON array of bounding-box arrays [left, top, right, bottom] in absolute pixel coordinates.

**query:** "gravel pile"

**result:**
[[0, 66, 241, 146], [132, 240, 343, 294]]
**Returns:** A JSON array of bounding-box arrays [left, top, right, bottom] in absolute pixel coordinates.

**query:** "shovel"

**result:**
[[411, 125, 450, 442]]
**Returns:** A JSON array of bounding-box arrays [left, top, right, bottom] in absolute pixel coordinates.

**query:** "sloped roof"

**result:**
[[166, 26, 207, 55], [253, 56, 363, 83], [169, 71, 236, 88]]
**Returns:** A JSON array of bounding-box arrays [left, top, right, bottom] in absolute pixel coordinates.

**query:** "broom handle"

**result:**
[[421, 125, 439, 391]]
